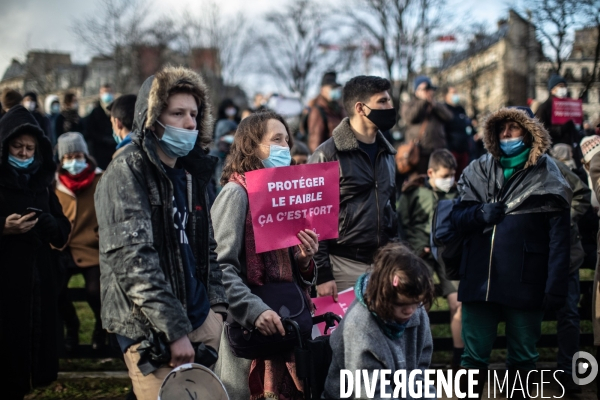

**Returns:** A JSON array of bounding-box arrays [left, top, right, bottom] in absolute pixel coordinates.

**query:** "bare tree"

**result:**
[[72, 0, 153, 93], [173, 1, 252, 86], [578, 0, 600, 98], [525, 0, 580, 74], [338, 0, 448, 110], [253, 0, 328, 101]]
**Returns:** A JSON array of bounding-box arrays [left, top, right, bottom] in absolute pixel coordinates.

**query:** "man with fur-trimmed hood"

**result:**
[[450, 106, 571, 398], [95, 66, 227, 400]]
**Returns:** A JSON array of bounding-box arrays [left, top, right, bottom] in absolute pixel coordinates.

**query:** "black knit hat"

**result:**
[[547, 74, 567, 91], [321, 71, 341, 88], [23, 91, 38, 102]]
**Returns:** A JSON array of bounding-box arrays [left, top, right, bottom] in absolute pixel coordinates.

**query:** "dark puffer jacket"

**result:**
[[309, 118, 397, 284], [94, 67, 227, 343], [0, 106, 71, 397], [451, 108, 572, 310]]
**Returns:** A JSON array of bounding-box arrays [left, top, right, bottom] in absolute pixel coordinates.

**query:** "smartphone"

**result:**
[[24, 207, 43, 220]]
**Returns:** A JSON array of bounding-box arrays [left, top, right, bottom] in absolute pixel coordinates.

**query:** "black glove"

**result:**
[[543, 293, 566, 311], [476, 203, 506, 225], [36, 212, 59, 241]]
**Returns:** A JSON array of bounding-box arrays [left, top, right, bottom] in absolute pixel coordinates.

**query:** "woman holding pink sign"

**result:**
[[212, 111, 319, 400]]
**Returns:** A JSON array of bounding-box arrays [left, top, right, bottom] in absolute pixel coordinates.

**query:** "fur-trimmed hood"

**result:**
[[483, 107, 551, 168], [132, 66, 213, 150]]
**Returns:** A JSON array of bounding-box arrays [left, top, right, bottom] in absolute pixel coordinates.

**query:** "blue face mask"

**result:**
[[101, 93, 114, 104], [500, 136, 526, 156], [451, 94, 461, 105], [62, 159, 88, 175], [261, 145, 291, 168], [155, 121, 198, 158], [113, 131, 122, 145], [8, 154, 35, 169], [329, 88, 342, 101]]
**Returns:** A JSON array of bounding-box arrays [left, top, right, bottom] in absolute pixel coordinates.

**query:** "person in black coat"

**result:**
[[83, 84, 117, 170], [55, 91, 83, 139], [0, 105, 71, 399], [451, 106, 571, 397], [22, 91, 53, 144]]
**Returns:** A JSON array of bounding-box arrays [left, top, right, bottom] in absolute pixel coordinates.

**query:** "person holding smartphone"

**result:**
[[0, 105, 71, 399]]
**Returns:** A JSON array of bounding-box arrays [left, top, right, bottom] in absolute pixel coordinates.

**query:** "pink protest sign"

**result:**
[[551, 97, 583, 125], [245, 162, 340, 253], [311, 288, 355, 336]]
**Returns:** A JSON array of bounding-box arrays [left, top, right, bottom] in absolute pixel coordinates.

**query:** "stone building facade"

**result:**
[[535, 27, 600, 125], [1, 47, 245, 116], [436, 10, 542, 119]]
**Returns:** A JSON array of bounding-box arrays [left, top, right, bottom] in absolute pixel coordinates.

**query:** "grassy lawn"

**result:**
[[27, 268, 595, 399], [430, 268, 595, 364]]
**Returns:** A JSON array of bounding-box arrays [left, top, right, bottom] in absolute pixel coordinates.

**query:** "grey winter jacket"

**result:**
[[554, 159, 591, 274], [94, 67, 228, 343], [323, 301, 434, 399]]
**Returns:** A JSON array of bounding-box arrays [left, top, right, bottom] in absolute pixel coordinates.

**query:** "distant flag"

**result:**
[[436, 35, 457, 42]]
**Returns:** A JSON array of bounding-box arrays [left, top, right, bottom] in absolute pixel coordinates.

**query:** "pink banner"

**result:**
[[311, 288, 355, 336], [551, 97, 583, 125], [245, 162, 340, 253]]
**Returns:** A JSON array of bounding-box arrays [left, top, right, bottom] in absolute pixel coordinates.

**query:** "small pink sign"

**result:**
[[311, 288, 356, 336], [245, 162, 340, 253], [551, 97, 583, 125]]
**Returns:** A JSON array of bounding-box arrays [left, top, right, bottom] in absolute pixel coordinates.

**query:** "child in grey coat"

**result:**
[[323, 242, 436, 399]]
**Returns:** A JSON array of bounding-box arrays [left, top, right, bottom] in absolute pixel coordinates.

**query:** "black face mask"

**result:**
[[363, 104, 397, 132]]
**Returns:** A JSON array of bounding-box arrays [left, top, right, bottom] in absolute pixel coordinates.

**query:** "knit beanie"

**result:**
[[547, 74, 567, 91], [413, 76, 436, 92], [58, 132, 88, 159], [581, 135, 600, 163]]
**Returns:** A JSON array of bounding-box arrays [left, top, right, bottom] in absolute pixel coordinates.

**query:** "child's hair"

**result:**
[[428, 148, 457, 171], [365, 242, 435, 321]]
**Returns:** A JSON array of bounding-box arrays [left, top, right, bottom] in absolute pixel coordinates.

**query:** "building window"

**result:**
[[582, 67, 590, 80], [565, 68, 574, 81], [582, 89, 589, 104]]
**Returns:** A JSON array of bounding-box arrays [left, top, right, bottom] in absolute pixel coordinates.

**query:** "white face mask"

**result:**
[[225, 107, 237, 117], [555, 87, 568, 99], [24, 101, 36, 111], [434, 177, 455, 193]]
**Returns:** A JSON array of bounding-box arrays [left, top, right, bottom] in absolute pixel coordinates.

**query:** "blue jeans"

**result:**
[[556, 271, 580, 374]]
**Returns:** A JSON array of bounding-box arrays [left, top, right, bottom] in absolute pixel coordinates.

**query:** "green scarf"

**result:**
[[355, 273, 409, 340], [499, 147, 531, 182]]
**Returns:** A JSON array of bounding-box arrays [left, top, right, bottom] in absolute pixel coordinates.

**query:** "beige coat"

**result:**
[[55, 170, 102, 267]]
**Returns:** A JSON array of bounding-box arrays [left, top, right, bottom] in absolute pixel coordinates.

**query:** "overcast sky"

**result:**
[[0, 0, 514, 96]]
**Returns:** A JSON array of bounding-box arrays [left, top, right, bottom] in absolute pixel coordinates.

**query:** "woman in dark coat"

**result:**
[[0, 105, 71, 399], [451, 106, 571, 398]]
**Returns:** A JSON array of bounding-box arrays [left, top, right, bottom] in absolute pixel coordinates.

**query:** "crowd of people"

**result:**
[[1, 63, 600, 400]]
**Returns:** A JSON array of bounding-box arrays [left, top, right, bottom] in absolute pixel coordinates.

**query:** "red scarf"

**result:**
[[59, 164, 96, 193], [228, 172, 305, 400]]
